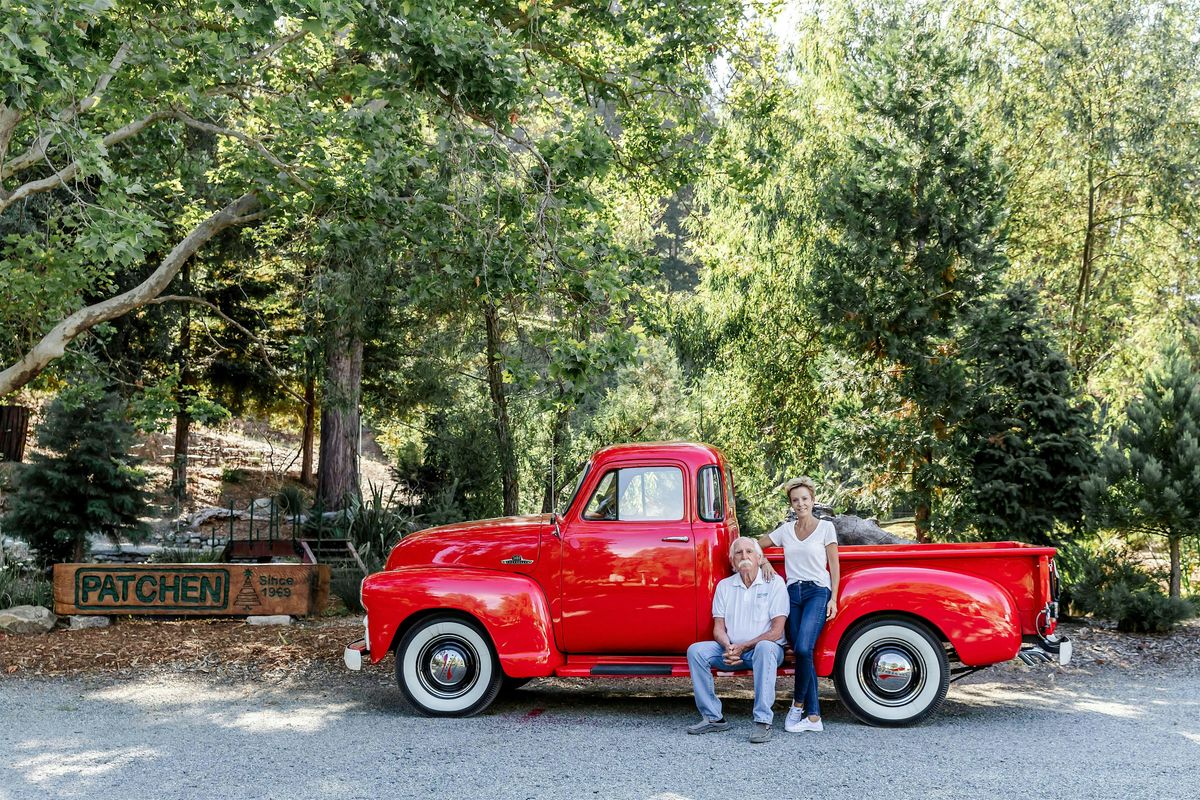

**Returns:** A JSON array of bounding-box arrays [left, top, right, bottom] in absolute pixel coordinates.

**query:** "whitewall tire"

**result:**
[[396, 616, 503, 717], [833, 617, 950, 727]]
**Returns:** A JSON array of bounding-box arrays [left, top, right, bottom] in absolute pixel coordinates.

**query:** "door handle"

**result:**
[[661, 536, 689, 543]]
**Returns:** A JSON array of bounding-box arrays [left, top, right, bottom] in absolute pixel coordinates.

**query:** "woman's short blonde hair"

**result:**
[[783, 476, 817, 501]]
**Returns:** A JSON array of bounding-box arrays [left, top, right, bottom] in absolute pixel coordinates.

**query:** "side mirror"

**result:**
[[550, 511, 562, 539]]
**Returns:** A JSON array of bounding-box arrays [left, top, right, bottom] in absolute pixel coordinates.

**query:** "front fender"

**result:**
[[361, 566, 564, 678], [816, 566, 1021, 674]]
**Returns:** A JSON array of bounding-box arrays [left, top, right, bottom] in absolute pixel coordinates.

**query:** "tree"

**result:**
[[3, 384, 149, 566], [809, 17, 1007, 539], [956, 286, 1096, 543], [1084, 347, 1200, 598], [969, 0, 1200, 388]]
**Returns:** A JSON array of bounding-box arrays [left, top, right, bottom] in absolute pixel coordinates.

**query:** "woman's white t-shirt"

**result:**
[[767, 518, 838, 588]]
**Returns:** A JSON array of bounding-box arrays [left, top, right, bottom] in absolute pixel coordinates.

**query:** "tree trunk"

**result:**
[[170, 262, 193, 501], [541, 403, 571, 513], [0, 405, 31, 462], [484, 303, 519, 516], [315, 332, 362, 510], [1169, 533, 1182, 600], [913, 443, 932, 543], [300, 364, 316, 487]]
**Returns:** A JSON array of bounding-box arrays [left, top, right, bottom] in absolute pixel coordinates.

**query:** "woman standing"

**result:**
[[758, 477, 840, 733]]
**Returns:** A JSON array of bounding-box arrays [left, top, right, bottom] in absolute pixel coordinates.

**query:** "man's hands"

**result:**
[[826, 597, 838, 620], [722, 642, 747, 666]]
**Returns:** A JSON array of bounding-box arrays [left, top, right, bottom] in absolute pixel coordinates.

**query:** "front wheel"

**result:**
[[395, 616, 503, 717], [833, 617, 949, 727]]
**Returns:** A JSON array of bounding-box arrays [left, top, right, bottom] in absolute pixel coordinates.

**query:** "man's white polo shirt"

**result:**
[[712, 570, 788, 644]]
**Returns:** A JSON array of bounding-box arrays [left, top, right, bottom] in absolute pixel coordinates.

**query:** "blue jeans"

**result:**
[[687, 640, 784, 724], [788, 580, 831, 716]]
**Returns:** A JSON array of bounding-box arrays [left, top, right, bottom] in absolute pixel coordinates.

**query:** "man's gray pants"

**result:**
[[686, 640, 784, 724]]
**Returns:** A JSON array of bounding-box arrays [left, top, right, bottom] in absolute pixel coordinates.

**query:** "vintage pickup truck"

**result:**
[[344, 442, 1071, 726]]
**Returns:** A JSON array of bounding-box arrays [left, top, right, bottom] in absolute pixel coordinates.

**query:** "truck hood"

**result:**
[[384, 514, 551, 575]]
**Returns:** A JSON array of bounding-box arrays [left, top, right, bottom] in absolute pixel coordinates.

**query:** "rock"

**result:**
[[250, 498, 274, 512], [0, 605, 57, 634], [832, 514, 913, 545], [68, 615, 111, 630], [246, 615, 292, 626]]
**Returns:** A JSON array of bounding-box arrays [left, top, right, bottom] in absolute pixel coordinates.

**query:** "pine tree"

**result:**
[[811, 22, 1007, 539], [961, 286, 1096, 543], [1085, 348, 1200, 598], [4, 386, 150, 567]]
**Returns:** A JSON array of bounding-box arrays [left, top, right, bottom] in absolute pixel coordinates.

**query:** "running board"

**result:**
[[589, 664, 674, 676]]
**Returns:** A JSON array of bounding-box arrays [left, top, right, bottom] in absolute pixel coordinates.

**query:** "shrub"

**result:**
[[149, 547, 225, 564], [0, 562, 53, 609], [346, 483, 415, 573], [1062, 545, 1194, 632], [4, 385, 150, 566]]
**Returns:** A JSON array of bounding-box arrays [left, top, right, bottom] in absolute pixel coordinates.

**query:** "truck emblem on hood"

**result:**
[[501, 555, 534, 565]]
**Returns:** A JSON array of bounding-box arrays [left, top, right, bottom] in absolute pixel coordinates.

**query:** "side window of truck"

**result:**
[[697, 465, 724, 522], [582, 467, 684, 521]]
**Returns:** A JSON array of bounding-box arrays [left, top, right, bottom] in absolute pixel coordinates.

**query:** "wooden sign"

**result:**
[[53, 564, 331, 617]]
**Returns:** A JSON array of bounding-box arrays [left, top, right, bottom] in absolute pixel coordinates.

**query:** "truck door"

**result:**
[[559, 462, 697, 654]]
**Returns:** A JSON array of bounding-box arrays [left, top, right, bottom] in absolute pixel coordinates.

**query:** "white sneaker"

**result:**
[[783, 706, 807, 733], [795, 717, 824, 732]]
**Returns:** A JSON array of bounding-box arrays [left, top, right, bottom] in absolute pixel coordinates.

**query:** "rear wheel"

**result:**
[[395, 616, 503, 717], [833, 617, 949, 727]]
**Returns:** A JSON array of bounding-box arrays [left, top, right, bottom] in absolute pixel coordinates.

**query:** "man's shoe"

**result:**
[[783, 706, 806, 733], [795, 717, 824, 732], [687, 718, 731, 735], [749, 722, 773, 743]]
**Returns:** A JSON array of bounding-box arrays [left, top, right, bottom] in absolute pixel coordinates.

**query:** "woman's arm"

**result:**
[[826, 542, 840, 619]]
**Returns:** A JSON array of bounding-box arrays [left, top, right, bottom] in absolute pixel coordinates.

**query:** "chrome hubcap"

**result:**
[[416, 634, 480, 699], [857, 637, 926, 706], [429, 647, 469, 687], [869, 648, 914, 693]]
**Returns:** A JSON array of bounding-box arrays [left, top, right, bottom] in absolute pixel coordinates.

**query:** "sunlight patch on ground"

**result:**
[[12, 745, 158, 785], [223, 703, 357, 733], [1069, 699, 1143, 719], [1179, 732, 1200, 747], [948, 684, 1063, 707], [90, 678, 248, 708]]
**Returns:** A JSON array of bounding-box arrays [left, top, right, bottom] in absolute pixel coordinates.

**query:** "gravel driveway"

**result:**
[[3, 657, 1197, 800]]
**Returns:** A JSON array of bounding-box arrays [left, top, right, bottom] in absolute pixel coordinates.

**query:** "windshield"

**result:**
[[557, 460, 591, 517]]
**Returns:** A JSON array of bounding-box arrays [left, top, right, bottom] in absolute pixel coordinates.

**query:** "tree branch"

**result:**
[[146, 295, 306, 404], [0, 110, 172, 209], [0, 105, 20, 184], [170, 109, 314, 193], [2, 43, 132, 180], [0, 192, 262, 397]]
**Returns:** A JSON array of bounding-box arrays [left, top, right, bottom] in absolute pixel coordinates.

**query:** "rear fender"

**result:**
[[361, 567, 563, 678], [816, 566, 1021, 674]]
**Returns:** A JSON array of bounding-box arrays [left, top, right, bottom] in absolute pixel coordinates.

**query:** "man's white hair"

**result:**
[[728, 536, 763, 562]]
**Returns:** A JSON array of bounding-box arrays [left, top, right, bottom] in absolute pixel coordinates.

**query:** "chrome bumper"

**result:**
[[344, 638, 367, 671], [1018, 634, 1072, 666]]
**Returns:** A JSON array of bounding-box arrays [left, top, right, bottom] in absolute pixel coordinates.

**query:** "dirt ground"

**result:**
[[2, 615, 1197, 684], [0, 615, 363, 681]]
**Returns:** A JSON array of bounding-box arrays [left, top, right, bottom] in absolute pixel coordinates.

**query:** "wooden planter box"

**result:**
[[53, 563, 331, 617]]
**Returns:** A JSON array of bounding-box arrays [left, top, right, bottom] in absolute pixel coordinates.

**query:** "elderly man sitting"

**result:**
[[686, 536, 788, 743]]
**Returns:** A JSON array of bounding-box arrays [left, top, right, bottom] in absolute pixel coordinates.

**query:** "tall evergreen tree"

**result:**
[[811, 20, 1006, 539], [1085, 347, 1200, 598], [4, 386, 150, 566], [959, 286, 1096, 543]]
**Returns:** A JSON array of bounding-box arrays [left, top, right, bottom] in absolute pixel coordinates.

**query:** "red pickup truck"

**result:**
[[344, 442, 1070, 726]]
